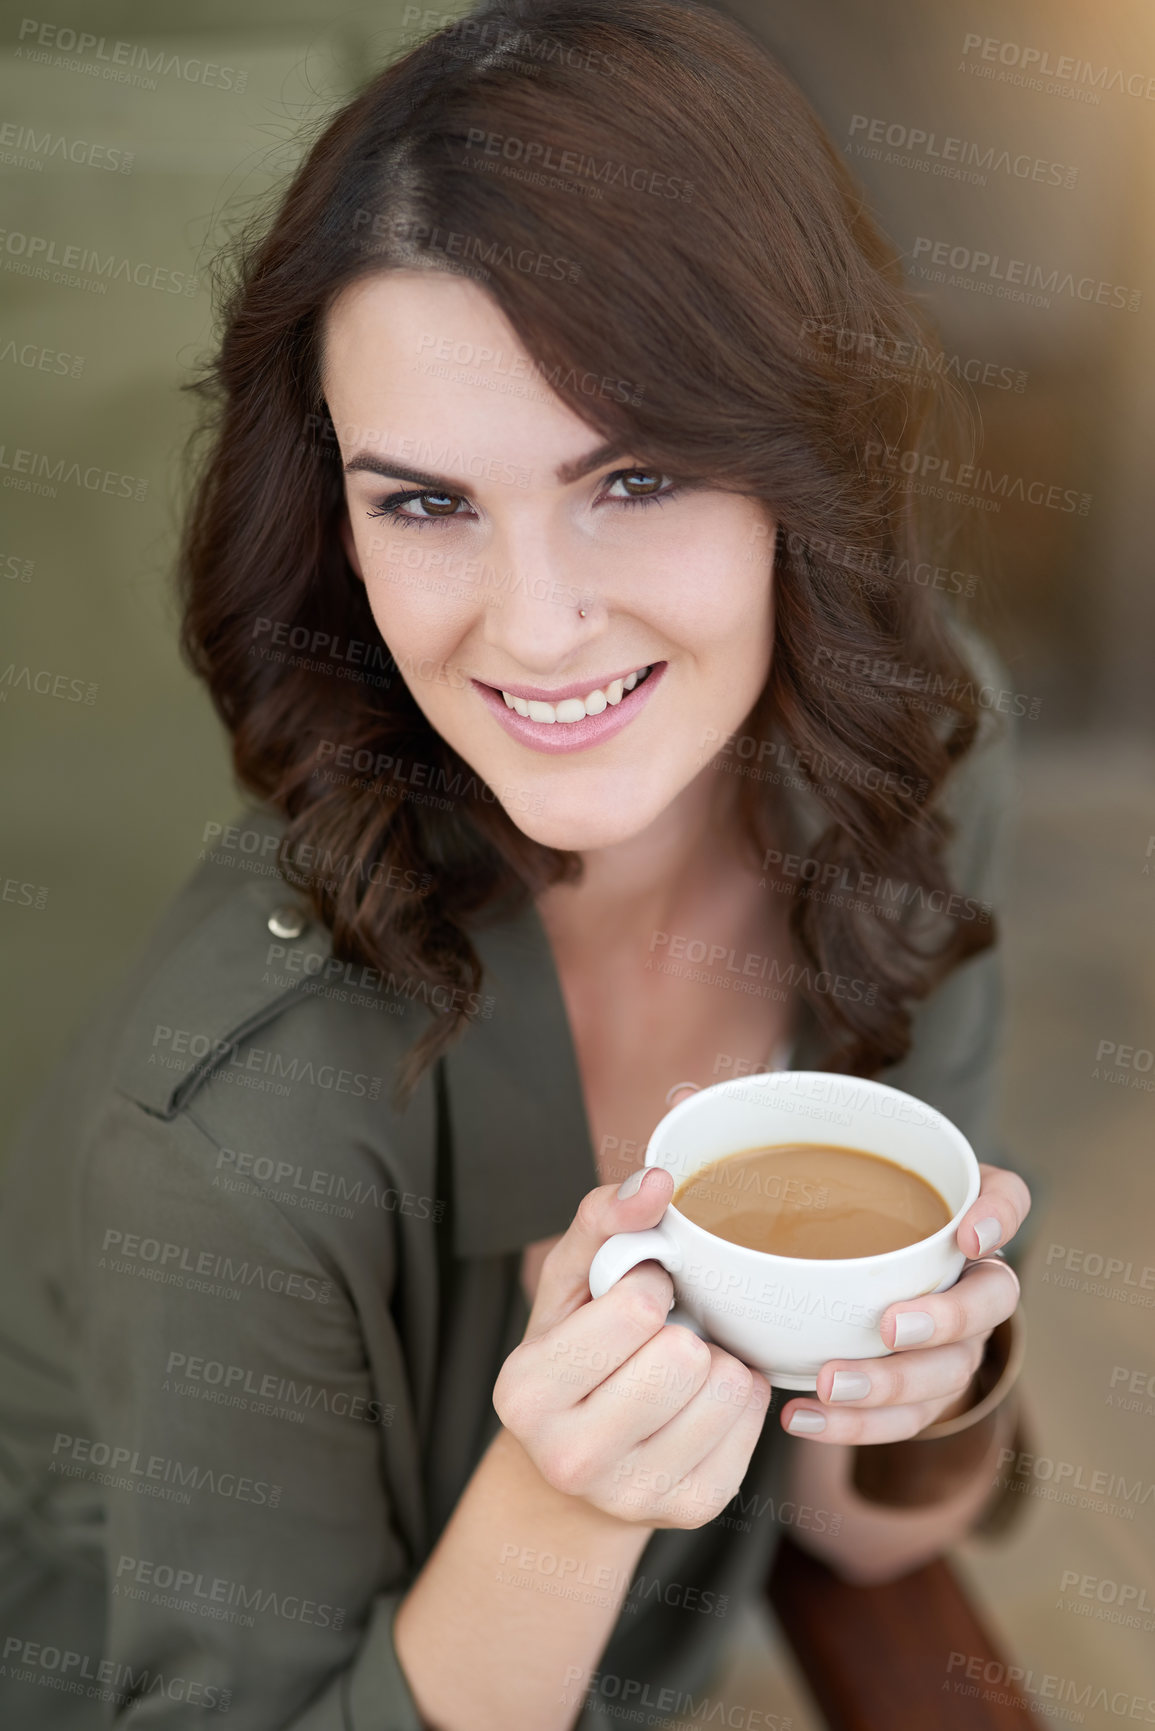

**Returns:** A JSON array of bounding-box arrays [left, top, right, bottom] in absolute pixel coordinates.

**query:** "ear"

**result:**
[[339, 508, 364, 583]]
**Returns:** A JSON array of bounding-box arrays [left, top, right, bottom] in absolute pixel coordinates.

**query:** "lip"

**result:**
[[472, 661, 667, 755], [482, 665, 655, 703]]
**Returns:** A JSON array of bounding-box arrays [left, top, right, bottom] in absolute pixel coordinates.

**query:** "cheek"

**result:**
[[633, 518, 773, 656], [355, 569, 481, 726], [357, 534, 477, 661]]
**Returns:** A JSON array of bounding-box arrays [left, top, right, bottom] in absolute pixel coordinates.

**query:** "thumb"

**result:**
[[529, 1165, 675, 1336]]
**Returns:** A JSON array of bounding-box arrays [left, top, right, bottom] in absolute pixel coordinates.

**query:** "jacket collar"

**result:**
[[441, 893, 602, 1258]]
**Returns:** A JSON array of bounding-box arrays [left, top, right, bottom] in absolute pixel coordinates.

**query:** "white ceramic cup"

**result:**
[[587, 1070, 980, 1390]]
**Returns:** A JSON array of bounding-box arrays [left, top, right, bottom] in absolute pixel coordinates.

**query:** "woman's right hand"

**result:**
[[492, 1167, 772, 1530]]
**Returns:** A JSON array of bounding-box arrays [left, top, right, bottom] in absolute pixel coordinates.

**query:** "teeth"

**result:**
[[500, 666, 652, 725]]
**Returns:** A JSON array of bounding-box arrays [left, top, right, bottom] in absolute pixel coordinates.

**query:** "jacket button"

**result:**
[[268, 904, 308, 940]]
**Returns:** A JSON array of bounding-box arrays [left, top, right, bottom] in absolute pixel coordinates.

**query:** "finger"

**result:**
[[812, 1336, 985, 1410], [551, 1342, 752, 1512], [528, 1167, 676, 1335], [880, 1253, 1022, 1352], [780, 1395, 949, 1446], [522, 1263, 677, 1409], [576, 1323, 716, 1443], [957, 1161, 1031, 1259], [649, 1376, 775, 1527], [626, 1347, 770, 1469], [614, 1353, 772, 1514]]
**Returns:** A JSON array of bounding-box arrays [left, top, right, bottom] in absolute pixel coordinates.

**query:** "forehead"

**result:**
[[321, 268, 510, 381], [320, 268, 601, 477]]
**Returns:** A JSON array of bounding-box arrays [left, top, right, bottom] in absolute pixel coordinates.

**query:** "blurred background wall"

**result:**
[[3, 1, 1154, 1725]]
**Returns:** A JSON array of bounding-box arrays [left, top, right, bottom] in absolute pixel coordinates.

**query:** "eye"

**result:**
[[365, 489, 473, 528], [362, 466, 683, 529], [602, 468, 681, 509]]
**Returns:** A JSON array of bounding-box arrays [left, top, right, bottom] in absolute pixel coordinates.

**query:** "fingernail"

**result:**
[[616, 1169, 647, 1199], [973, 1215, 1002, 1255], [893, 1310, 935, 1347], [787, 1409, 827, 1434], [829, 1370, 871, 1402]]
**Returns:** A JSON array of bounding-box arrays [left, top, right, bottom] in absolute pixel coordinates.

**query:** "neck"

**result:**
[[536, 762, 753, 956]]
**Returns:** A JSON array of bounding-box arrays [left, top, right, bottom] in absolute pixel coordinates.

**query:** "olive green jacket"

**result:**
[[0, 683, 1016, 1729]]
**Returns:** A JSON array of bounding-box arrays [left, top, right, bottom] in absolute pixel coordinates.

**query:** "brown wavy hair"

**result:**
[[178, 0, 997, 1105]]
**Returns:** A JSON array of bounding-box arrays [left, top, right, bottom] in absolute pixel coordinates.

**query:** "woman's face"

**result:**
[[322, 268, 776, 852]]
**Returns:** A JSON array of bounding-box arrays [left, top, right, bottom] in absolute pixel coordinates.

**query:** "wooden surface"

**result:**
[[767, 1534, 1041, 1730]]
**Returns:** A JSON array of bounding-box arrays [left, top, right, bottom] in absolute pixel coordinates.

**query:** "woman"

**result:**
[[0, 0, 1030, 1726]]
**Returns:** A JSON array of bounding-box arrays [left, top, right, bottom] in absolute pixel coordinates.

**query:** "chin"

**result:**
[[497, 791, 667, 854]]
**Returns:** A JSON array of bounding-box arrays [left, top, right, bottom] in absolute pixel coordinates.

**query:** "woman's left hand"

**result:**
[[780, 1161, 1030, 1444]]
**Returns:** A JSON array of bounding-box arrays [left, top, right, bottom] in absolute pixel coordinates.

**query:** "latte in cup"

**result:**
[[673, 1143, 952, 1259]]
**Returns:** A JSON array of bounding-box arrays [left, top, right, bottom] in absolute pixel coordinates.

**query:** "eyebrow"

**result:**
[[342, 440, 629, 492]]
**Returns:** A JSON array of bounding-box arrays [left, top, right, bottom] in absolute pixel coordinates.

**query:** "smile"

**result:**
[[472, 661, 667, 756], [501, 664, 653, 724]]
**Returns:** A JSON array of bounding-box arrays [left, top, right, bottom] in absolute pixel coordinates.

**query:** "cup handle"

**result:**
[[588, 1223, 683, 1299]]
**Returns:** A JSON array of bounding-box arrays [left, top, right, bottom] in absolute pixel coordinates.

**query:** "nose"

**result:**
[[480, 518, 601, 673]]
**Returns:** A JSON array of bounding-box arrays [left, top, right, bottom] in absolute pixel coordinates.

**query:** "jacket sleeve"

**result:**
[[75, 1090, 427, 1730]]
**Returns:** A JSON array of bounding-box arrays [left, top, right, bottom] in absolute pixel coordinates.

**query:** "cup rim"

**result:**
[[644, 1068, 981, 1269]]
